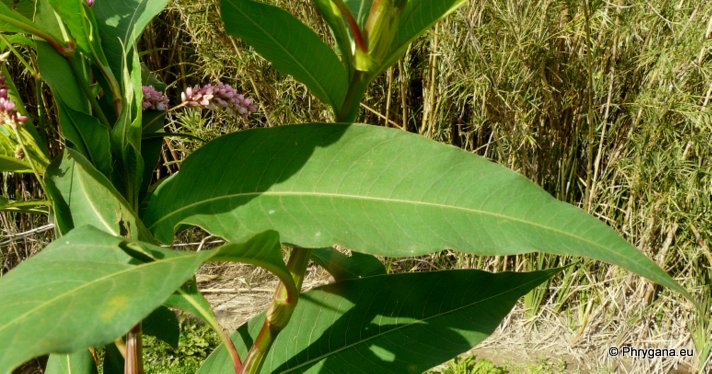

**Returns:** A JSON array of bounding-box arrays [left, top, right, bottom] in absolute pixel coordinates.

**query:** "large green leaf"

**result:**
[[199, 268, 559, 373], [221, 0, 347, 109], [144, 123, 692, 302], [0, 226, 213, 373], [92, 0, 169, 79]]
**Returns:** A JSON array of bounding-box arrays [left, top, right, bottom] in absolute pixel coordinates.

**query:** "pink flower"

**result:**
[[0, 74, 27, 126], [86, 0, 94, 7], [180, 82, 257, 117], [142, 85, 169, 111]]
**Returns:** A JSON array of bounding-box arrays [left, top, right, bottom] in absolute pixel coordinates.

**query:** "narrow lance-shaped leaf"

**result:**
[[221, 0, 347, 110], [199, 268, 560, 373], [144, 123, 693, 303]]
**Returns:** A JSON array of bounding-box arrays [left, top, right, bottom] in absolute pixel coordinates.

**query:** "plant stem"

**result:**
[[240, 247, 311, 374], [0, 14, 74, 57], [124, 324, 143, 374], [336, 70, 368, 122]]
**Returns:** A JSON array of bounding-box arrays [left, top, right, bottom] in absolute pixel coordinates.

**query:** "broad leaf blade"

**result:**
[[144, 124, 692, 302], [0, 226, 212, 372], [199, 268, 559, 373], [221, 0, 347, 109]]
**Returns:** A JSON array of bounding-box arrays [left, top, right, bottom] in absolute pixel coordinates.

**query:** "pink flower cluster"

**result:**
[[180, 82, 257, 117], [142, 85, 169, 111], [0, 74, 27, 126]]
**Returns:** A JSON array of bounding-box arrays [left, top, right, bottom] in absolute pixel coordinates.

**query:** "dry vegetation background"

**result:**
[[1, 0, 710, 373]]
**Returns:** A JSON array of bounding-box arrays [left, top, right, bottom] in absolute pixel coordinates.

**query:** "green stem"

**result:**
[[336, 70, 369, 122], [0, 14, 74, 57], [240, 248, 312, 374]]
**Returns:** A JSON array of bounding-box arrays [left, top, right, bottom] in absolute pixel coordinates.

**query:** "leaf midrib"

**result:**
[[148, 190, 614, 253], [278, 272, 550, 372]]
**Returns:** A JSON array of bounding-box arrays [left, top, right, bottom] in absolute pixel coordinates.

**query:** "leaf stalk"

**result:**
[[240, 247, 312, 373]]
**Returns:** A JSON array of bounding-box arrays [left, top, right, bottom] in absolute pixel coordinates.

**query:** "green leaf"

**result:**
[[48, 0, 92, 54], [221, 0, 347, 110], [36, 41, 90, 113], [345, 0, 373, 28], [110, 47, 144, 203], [144, 123, 693, 303], [0, 197, 48, 214], [377, 0, 467, 75], [45, 149, 142, 238], [45, 350, 97, 374], [311, 248, 385, 281], [0, 0, 34, 20], [199, 268, 559, 373], [310, 0, 353, 70], [55, 100, 113, 178], [0, 226, 213, 373], [92, 0, 169, 79], [0, 1, 37, 33]]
